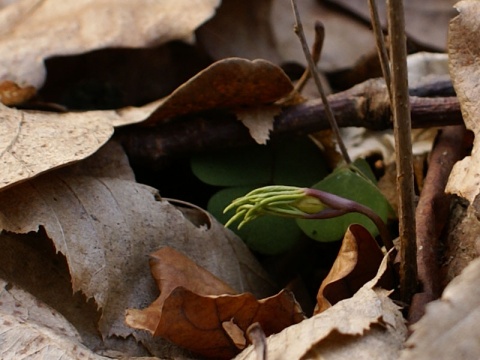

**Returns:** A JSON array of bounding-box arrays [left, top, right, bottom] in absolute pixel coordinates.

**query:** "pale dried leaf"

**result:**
[[0, 144, 275, 345], [399, 257, 480, 359], [0, 279, 127, 360], [271, 0, 374, 71], [0, 0, 221, 87], [235, 256, 407, 360], [446, 1, 480, 205], [235, 106, 280, 145], [0, 100, 160, 191]]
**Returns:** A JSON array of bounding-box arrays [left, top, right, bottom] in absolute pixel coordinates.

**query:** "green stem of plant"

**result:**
[[304, 188, 393, 251]]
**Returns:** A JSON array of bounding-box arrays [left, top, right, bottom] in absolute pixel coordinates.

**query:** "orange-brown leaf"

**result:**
[[142, 58, 293, 126], [126, 247, 304, 359], [316, 224, 394, 313]]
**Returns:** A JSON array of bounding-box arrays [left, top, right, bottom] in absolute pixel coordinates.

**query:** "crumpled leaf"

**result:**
[[399, 256, 480, 359], [446, 1, 480, 207], [235, 256, 407, 360], [126, 247, 305, 360], [142, 58, 293, 126], [0, 0, 221, 88], [0, 142, 276, 347], [0, 278, 160, 360], [0, 100, 162, 191], [316, 224, 391, 314], [271, 0, 375, 71]]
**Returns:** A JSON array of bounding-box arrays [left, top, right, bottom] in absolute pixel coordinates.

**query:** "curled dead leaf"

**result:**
[[0, 0, 221, 87], [235, 255, 406, 360], [0, 143, 275, 349], [126, 247, 304, 359], [315, 224, 393, 314], [143, 58, 293, 126], [446, 1, 480, 207]]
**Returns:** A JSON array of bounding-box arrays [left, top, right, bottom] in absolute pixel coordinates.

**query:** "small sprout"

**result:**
[[224, 185, 393, 250]]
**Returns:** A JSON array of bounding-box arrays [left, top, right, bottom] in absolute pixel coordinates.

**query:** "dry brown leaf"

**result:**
[[315, 224, 390, 314], [234, 105, 281, 145], [126, 247, 304, 360], [399, 257, 480, 359], [197, 0, 281, 63], [0, 0, 221, 88], [0, 143, 275, 350], [271, 0, 375, 71], [0, 100, 162, 191], [235, 256, 407, 360], [329, 0, 457, 50], [142, 58, 293, 126], [446, 1, 480, 207], [0, 80, 36, 105], [0, 278, 157, 360]]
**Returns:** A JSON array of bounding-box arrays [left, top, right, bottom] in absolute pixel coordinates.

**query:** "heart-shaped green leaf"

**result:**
[[191, 138, 328, 187], [296, 162, 392, 242], [208, 186, 302, 254]]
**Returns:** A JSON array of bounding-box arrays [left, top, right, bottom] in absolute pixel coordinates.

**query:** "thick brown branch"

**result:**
[[117, 78, 462, 166], [409, 125, 469, 323]]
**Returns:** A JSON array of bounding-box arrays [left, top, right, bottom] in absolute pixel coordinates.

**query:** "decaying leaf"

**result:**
[[316, 224, 390, 314], [234, 105, 281, 145], [142, 58, 293, 126], [446, 1, 480, 207], [0, 100, 163, 191], [126, 247, 304, 360], [0, 142, 275, 348], [271, 0, 375, 71], [0, 80, 36, 105], [0, 279, 151, 360], [235, 256, 407, 360], [0, 0, 221, 88], [399, 257, 480, 359]]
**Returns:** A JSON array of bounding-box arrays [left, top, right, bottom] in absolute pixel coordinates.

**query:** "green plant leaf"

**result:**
[[191, 145, 272, 186], [208, 186, 302, 255], [296, 165, 392, 242], [190, 137, 328, 187]]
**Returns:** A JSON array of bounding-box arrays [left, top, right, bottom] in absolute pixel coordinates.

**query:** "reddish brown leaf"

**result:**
[[315, 224, 394, 314], [126, 247, 304, 359], [142, 58, 293, 126]]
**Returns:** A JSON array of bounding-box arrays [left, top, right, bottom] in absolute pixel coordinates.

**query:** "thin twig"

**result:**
[[387, 0, 418, 304], [367, 0, 392, 101], [290, 0, 351, 164], [294, 22, 325, 94]]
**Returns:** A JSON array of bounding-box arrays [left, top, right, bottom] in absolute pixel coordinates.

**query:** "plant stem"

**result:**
[[290, 0, 351, 165], [387, 0, 418, 304], [294, 21, 325, 94], [367, 0, 392, 101]]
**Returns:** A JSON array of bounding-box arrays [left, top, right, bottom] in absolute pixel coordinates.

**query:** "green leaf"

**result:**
[[191, 137, 328, 187], [296, 165, 392, 242], [209, 186, 302, 255], [191, 145, 272, 186]]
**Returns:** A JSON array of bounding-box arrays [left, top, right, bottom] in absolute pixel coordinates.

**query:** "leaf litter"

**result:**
[[0, 141, 275, 357], [0, 0, 477, 359]]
